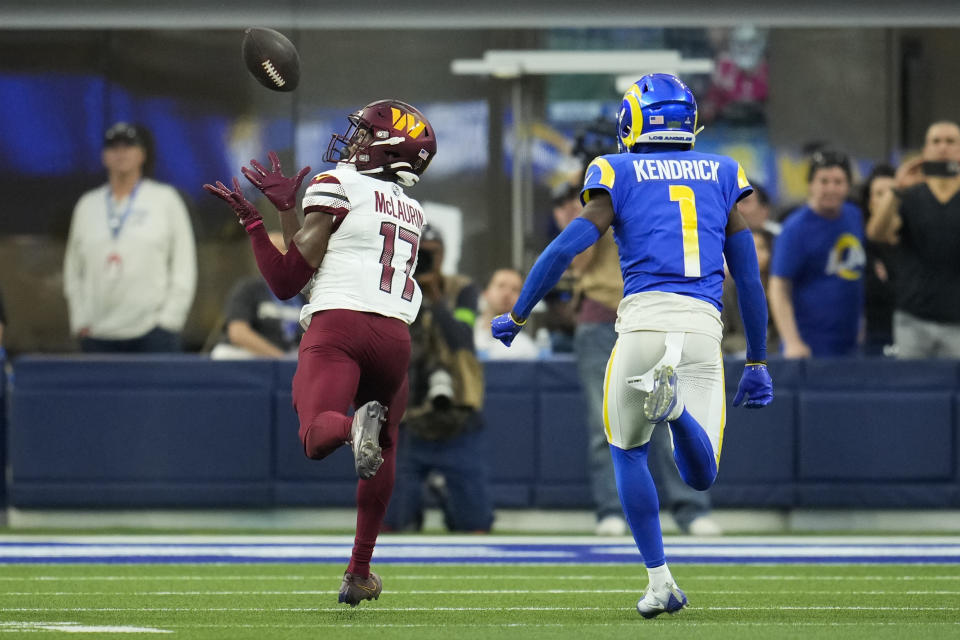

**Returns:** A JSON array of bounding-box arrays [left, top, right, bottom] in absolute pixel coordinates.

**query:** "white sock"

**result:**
[[646, 563, 674, 589]]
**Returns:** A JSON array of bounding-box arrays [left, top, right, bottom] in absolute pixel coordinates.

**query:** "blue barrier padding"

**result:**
[[796, 484, 960, 509], [9, 483, 273, 508], [481, 392, 538, 483], [798, 391, 954, 481], [5, 355, 960, 510], [273, 481, 359, 507], [711, 484, 796, 507], [11, 388, 272, 481], [537, 392, 588, 482], [484, 361, 539, 391], [803, 359, 959, 390], [12, 355, 276, 389], [536, 355, 580, 390], [533, 484, 594, 508], [487, 483, 534, 508], [717, 390, 796, 482], [272, 391, 358, 481]]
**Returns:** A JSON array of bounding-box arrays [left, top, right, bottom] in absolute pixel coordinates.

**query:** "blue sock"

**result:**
[[610, 443, 665, 568], [669, 408, 718, 490]]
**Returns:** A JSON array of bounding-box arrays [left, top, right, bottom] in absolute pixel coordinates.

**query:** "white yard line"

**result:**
[[3, 589, 960, 596], [2, 535, 958, 545], [0, 621, 170, 634], [2, 605, 959, 612], [1, 573, 959, 581], [1, 621, 958, 633], [157, 621, 960, 629], [0, 606, 614, 612]]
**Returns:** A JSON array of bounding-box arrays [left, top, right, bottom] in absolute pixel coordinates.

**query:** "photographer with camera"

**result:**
[[867, 121, 960, 358], [384, 225, 494, 532]]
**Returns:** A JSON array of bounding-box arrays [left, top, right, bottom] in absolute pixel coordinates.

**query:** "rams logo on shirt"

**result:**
[[825, 233, 866, 280]]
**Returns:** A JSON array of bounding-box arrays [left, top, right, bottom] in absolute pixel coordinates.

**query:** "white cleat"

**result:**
[[594, 515, 628, 536], [644, 365, 683, 423], [637, 581, 688, 619], [687, 515, 723, 536], [351, 401, 387, 480]]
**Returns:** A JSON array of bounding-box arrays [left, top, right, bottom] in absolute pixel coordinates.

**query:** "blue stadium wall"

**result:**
[[4, 356, 959, 510]]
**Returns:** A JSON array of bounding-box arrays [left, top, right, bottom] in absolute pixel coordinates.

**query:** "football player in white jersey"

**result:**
[[205, 99, 436, 607]]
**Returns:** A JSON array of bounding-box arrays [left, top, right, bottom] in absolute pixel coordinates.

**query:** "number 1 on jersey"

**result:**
[[669, 184, 701, 277], [378, 221, 419, 301]]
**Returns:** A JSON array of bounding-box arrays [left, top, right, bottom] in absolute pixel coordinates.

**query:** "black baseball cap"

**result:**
[[104, 122, 146, 147]]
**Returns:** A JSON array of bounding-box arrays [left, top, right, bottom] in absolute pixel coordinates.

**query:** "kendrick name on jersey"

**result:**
[[632, 158, 722, 183]]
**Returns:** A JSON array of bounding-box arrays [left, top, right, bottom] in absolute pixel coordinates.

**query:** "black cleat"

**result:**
[[338, 571, 382, 607]]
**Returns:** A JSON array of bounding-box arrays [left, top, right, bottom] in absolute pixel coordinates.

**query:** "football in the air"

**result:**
[[242, 27, 300, 92]]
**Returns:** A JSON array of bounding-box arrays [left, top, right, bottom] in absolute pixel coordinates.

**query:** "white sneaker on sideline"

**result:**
[[687, 515, 723, 536], [595, 515, 628, 536]]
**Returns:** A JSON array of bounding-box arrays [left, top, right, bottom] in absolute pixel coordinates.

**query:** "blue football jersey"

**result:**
[[581, 150, 752, 310]]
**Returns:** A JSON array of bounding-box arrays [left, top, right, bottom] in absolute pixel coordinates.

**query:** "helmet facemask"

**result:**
[[324, 100, 436, 187]]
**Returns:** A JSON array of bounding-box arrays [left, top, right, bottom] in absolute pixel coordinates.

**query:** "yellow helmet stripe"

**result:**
[[737, 162, 750, 189], [622, 89, 644, 149]]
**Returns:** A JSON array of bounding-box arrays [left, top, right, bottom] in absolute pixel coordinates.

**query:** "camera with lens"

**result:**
[[426, 368, 454, 410]]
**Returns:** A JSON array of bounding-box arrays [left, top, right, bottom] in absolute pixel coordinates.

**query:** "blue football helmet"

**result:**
[[618, 73, 700, 152]]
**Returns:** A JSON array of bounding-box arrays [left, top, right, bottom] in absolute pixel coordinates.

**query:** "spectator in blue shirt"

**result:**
[[769, 150, 866, 358]]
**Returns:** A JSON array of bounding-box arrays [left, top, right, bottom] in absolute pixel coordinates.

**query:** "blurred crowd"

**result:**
[[524, 120, 960, 364], [2, 116, 957, 537]]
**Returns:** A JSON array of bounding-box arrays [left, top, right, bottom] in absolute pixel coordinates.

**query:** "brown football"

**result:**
[[242, 27, 300, 92]]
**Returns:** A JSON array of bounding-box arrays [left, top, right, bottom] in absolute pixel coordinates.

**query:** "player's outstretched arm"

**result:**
[[723, 209, 773, 408], [492, 192, 613, 347], [203, 178, 317, 300], [242, 151, 311, 212], [242, 151, 311, 250]]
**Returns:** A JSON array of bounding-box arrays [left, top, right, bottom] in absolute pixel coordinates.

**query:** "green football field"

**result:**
[[1, 563, 959, 639]]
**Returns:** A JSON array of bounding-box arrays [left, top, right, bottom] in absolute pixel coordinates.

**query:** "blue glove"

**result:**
[[733, 362, 774, 408], [491, 313, 526, 347]]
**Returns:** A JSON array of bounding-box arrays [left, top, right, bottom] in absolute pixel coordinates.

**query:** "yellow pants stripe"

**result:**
[[602, 341, 618, 442], [716, 354, 726, 464]]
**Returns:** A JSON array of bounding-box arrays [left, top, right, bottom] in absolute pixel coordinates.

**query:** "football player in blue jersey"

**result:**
[[492, 73, 773, 618]]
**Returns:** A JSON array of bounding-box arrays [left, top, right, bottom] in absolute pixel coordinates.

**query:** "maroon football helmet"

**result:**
[[324, 99, 437, 186]]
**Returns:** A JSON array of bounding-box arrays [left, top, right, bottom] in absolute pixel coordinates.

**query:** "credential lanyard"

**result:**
[[106, 181, 141, 240]]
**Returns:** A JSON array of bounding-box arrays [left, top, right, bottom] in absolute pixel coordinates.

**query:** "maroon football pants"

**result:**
[[292, 309, 411, 578]]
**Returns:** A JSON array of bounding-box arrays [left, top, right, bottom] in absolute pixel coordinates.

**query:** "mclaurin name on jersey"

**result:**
[[374, 190, 424, 227]]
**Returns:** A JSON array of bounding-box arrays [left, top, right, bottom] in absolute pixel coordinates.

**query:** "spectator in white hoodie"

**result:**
[[64, 122, 196, 352]]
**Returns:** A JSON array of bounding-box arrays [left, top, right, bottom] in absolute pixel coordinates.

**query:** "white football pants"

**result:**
[[602, 330, 726, 463]]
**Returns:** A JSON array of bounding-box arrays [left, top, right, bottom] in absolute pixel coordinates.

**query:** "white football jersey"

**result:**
[[298, 165, 426, 327]]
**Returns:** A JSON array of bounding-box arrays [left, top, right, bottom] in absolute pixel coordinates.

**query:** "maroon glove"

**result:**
[[241, 150, 311, 211], [203, 177, 263, 232]]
